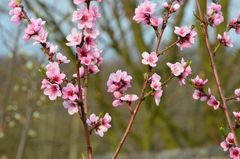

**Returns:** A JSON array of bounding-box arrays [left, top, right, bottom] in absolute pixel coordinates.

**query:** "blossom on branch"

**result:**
[[174, 26, 197, 51], [207, 3, 224, 27], [133, 0, 163, 27]]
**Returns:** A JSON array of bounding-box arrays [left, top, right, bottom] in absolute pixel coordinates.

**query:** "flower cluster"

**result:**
[[174, 26, 197, 51], [217, 32, 233, 47], [167, 58, 192, 86], [41, 62, 66, 100], [221, 132, 240, 159], [8, 1, 71, 105], [86, 113, 111, 137], [23, 18, 48, 44], [69, 4, 103, 74], [107, 70, 138, 107], [133, 0, 163, 28], [149, 73, 163, 106], [207, 3, 224, 27], [191, 76, 220, 110], [8, 0, 24, 24]]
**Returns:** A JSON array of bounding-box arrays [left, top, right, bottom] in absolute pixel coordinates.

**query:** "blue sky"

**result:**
[[0, 0, 240, 59]]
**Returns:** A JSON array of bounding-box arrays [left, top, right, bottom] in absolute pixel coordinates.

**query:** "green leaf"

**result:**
[[38, 67, 46, 76], [219, 126, 227, 137], [186, 60, 192, 66]]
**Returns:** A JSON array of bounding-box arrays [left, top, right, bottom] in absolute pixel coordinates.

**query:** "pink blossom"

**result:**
[[63, 100, 79, 115], [133, 0, 156, 22], [107, 70, 132, 93], [163, 2, 182, 13], [142, 52, 158, 67], [9, 7, 24, 24], [56, 53, 70, 64], [229, 16, 240, 34], [77, 53, 92, 66], [86, 113, 111, 137], [43, 84, 62, 100], [102, 113, 112, 129], [149, 73, 162, 91], [230, 147, 240, 159], [41, 78, 51, 89], [73, 66, 85, 78], [154, 89, 163, 106], [178, 58, 192, 85], [32, 28, 48, 44], [191, 75, 208, 89], [72, 7, 95, 29], [167, 59, 192, 85], [120, 94, 139, 103], [84, 36, 96, 47], [233, 112, 240, 122], [207, 3, 224, 27], [112, 99, 124, 107], [66, 28, 82, 46], [192, 89, 208, 101], [76, 46, 96, 66], [62, 83, 78, 101], [23, 18, 46, 41], [88, 65, 99, 75], [46, 43, 58, 56], [226, 133, 235, 145], [234, 88, 240, 101], [46, 62, 66, 84], [150, 17, 163, 27], [207, 95, 220, 110], [174, 26, 197, 50], [167, 62, 184, 76], [218, 32, 233, 47], [83, 27, 100, 39], [220, 141, 231, 151], [95, 125, 108, 137], [133, 0, 162, 27], [89, 6, 101, 20], [86, 114, 99, 126], [8, 0, 19, 8]]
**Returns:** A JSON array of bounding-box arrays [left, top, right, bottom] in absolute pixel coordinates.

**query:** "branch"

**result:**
[[195, 0, 238, 146], [112, 11, 171, 159]]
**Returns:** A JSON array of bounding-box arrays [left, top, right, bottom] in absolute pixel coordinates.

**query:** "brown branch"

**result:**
[[226, 96, 237, 102], [20, 3, 93, 158], [112, 11, 170, 159], [195, 0, 238, 146], [76, 55, 93, 159]]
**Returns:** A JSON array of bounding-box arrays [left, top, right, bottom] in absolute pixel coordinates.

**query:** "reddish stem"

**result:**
[[195, 0, 238, 146], [112, 13, 169, 159]]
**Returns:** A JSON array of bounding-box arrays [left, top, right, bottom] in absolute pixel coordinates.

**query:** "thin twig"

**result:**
[[226, 96, 237, 102], [157, 40, 178, 56], [213, 43, 221, 56], [112, 11, 170, 159], [195, 0, 238, 146]]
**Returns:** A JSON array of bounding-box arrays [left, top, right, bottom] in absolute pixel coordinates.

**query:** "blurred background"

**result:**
[[0, 0, 240, 158]]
